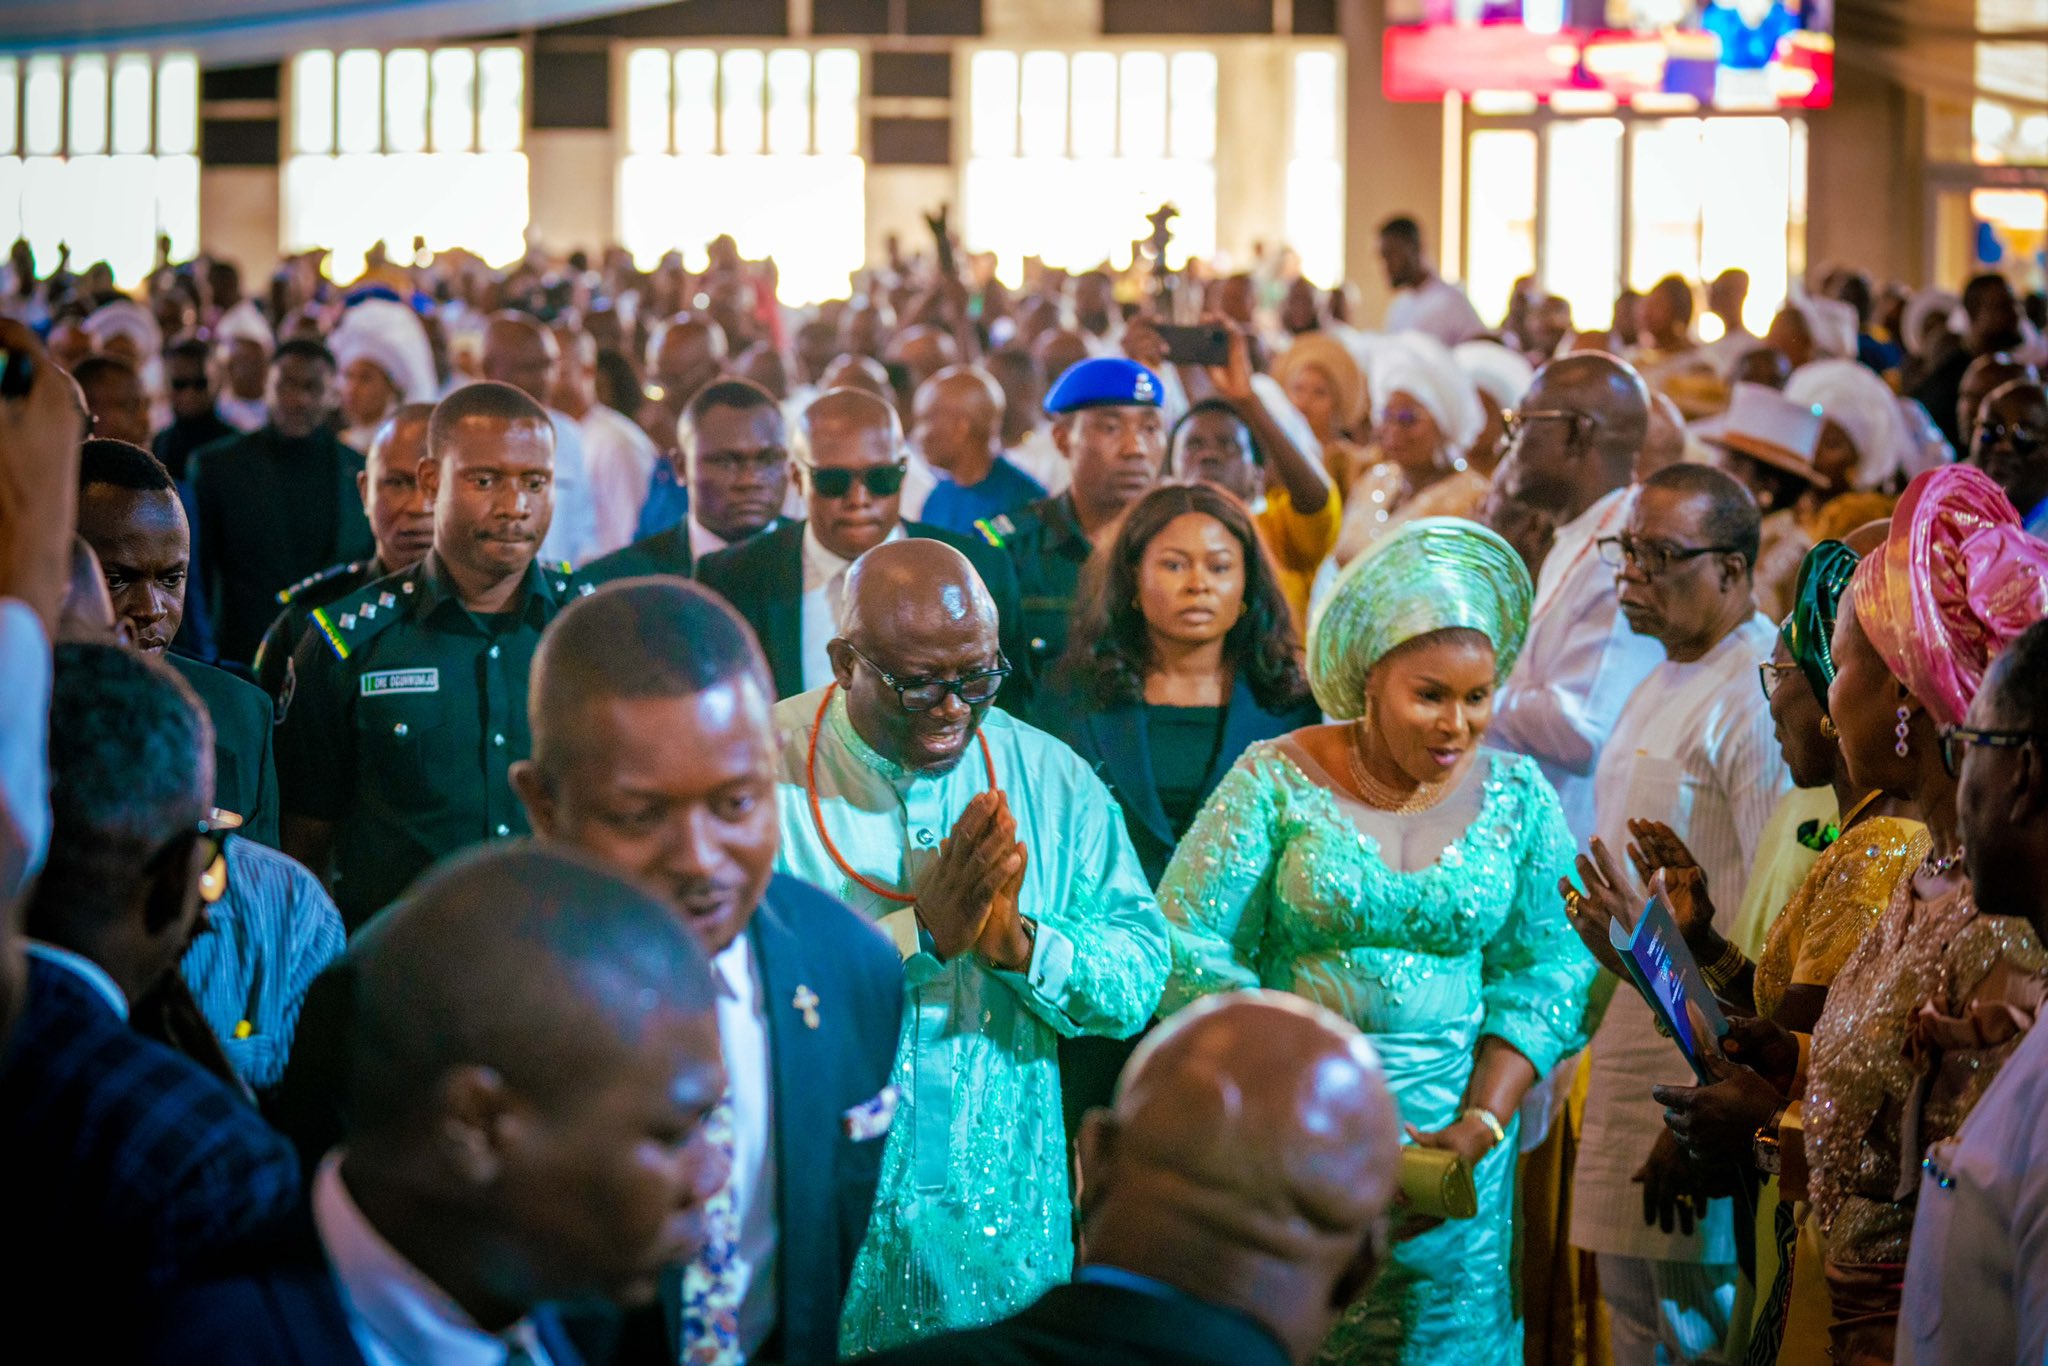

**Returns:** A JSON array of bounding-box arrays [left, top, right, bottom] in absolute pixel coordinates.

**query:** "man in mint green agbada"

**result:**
[[770, 538, 1167, 1356]]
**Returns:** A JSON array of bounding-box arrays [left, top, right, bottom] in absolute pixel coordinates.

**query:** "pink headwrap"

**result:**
[[1850, 465, 2048, 727]]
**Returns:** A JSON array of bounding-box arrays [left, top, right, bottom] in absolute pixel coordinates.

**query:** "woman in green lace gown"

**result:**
[[1157, 518, 1596, 1365]]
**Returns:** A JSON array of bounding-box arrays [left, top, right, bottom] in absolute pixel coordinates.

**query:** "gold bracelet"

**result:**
[[1702, 937, 1748, 993], [1461, 1105, 1508, 1149]]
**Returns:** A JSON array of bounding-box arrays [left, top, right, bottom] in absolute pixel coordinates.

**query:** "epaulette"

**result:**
[[275, 559, 369, 607], [544, 561, 599, 602], [310, 576, 414, 661], [975, 512, 1021, 548]]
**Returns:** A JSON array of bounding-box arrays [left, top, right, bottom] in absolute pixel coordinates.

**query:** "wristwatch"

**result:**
[[1753, 1108, 1787, 1176]]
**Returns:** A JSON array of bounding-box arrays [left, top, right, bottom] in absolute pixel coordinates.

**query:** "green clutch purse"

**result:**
[[1398, 1144, 1479, 1219]]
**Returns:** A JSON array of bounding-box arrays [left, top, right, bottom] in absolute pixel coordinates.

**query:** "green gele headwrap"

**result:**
[[1306, 517, 1533, 720], [1781, 539, 1860, 714]]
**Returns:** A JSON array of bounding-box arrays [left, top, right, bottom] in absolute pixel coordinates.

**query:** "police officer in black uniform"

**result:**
[[277, 382, 591, 929], [975, 356, 1167, 684], [251, 403, 437, 704]]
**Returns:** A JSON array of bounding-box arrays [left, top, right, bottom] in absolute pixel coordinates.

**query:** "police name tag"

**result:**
[[361, 668, 440, 697]]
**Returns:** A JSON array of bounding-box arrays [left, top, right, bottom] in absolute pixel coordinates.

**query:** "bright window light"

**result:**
[[1291, 50, 1337, 161], [1118, 52, 1166, 159], [1700, 117, 1792, 335], [287, 46, 531, 279], [1628, 118, 1704, 292], [1019, 52, 1069, 157], [156, 54, 197, 155], [67, 55, 108, 158], [1170, 52, 1218, 161], [970, 51, 1018, 158], [1543, 117, 1623, 331], [111, 54, 153, 156], [0, 62, 16, 157], [1464, 129, 1538, 327], [24, 57, 63, 157], [1069, 52, 1116, 158], [622, 47, 866, 304]]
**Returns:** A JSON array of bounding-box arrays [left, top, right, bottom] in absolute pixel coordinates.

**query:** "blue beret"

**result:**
[[1044, 357, 1165, 415]]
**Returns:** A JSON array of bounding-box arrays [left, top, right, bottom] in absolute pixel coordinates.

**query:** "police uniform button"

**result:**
[[1031, 637, 1046, 651], [393, 722, 409, 737], [495, 823, 510, 836], [489, 645, 501, 659], [492, 732, 506, 747]]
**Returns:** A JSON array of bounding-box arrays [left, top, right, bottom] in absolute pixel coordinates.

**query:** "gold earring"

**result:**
[[1820, 715, 1838, 738]]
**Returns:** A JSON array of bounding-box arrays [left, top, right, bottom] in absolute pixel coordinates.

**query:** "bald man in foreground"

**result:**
[[856, 991, 1403, 1366], [775, 538, 1167, 1355], [144, 843, 730, 1365]]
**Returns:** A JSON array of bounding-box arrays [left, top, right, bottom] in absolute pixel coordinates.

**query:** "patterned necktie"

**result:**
[[678, 1093, 745, 1365]]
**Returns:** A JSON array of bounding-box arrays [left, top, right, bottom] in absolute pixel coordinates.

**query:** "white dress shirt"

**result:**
[[1569, 613, 1791, 1265], [1899, 1018, 2048, 1365], [1383, 275, 1488, 348], [312, 1153, 555, 1366], [217, 393, 268, 433], [713, 934, 779, 1359], [538, 408, 599, 570], [578, 402, 660, 562], [0, 599, 51, 898], [1487, 487, 1665, 847], [799, 523, 903, 692]]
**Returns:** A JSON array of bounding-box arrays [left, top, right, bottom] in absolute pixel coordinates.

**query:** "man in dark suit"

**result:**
[[698, 387, 1031, 711], [514, 578, 905, 1364], [189, 338, 374, 664], [4, 643, 300, 1344], [581, 377, 791, 586], [75, 438, 280, 844], [143, 842, 730, 1366], [857, 992, 1403, 1366]]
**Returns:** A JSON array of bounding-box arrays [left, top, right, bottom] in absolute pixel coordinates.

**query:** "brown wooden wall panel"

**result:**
[[870, 115, 953, 165], [532, 48, 610, 129], [870, 51, 953, 98], [1101, 0, 1273, 33]]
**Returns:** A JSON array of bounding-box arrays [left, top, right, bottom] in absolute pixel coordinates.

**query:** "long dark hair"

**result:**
[[1057, 481, 1309, 713]]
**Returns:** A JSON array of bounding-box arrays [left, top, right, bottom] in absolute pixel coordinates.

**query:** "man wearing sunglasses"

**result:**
[[1968, 378, 2048, 541], [1899, 619, 2048, 1363], [773, 537, 1167, 1356], [5, 643, 299, 1346], [700, 387, 1028, 709], [153, 337, 236, 483]]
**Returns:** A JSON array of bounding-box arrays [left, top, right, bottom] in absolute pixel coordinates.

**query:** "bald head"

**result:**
[[833, 540, 1003, 774], [818, 353, 892, 403], [887, 325, 960, 392], [1959, 353, 2038, 447], [1637, 390, 1687, 481], [1082, 992, 1402, 1362], [483, 312, 558, 405], [1033, 329, 1092, 391], [1505, 352, 1650, 520], [911, 365, 1004, 478], [650, 314, 729, 405]]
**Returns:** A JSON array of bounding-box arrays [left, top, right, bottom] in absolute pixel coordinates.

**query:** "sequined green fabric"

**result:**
[[1157, 745, 1593, 1364], [1782, 539, 1859, 712]]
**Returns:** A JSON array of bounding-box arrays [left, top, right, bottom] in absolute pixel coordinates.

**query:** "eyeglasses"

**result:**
[[1503, 408, 1597, 448], [1758, 661, 1803, 701], [1974, 420, 2045, 455], [845, 642, 1010, 712], [1939, 724, 2039, 778], [803, 462, 908, 499], [1597, 534, 1744, 578], [698, 447, 788, 477], [142, 820, 234, 906]]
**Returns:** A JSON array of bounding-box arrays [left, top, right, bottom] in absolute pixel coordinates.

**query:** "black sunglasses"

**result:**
[[845, 642, 1010, 713], [142, 819, 234, 906], [803, 462, 907, 499], [1939, 724, 2039, 778]]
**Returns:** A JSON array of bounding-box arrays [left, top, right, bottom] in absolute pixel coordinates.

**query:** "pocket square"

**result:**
[[843, 1085, 899, 1142]]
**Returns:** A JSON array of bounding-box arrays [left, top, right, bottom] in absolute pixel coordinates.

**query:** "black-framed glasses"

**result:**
[[1758, 661, 1802, 701], [1974, 420, 2046, 456], [142, 819, 234, 906], [698, 446, 789, 477], [1503, 408, 1596, 448], [803, 462, 908, 499], [845, 642, 1010, 712], [1597, 534, 1744, 578], [1939, 724, 2039, 778]]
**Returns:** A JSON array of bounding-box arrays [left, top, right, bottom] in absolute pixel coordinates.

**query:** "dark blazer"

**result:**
[[696, 519, 1033, 712], [579, 522, 694, 587], [0, 954, 302, 1339], [190, 426, 373, 664], [269, 874, 905, 1366], [168, 652, 282, 847], [140, 1204, 586, 1365], [853, 1279, 1292, 1366], [1053, 677, 1319, 886]]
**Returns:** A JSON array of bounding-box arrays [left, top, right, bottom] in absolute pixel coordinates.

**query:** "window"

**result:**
[[1542, 118, 1623, 331], [963, 48, 1218, 285], [1464, 129, 1538, 330], [286, 46, 530, 282], [0, 52, 198, 287], [619, 46, 865, 306], [1287, 49, 1346, 287], [1628, 116, 1795, 337]]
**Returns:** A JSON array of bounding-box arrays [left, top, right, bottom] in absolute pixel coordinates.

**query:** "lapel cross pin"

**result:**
[[793, 984, 821, 1029]]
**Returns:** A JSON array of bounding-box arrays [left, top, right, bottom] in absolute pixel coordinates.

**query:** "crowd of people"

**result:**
[[3, 207, 2048, 1366]]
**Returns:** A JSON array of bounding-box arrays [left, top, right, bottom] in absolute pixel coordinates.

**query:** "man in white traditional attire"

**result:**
[[769, 537, 1167, 1357], [1566, 462, 1793, 1365]]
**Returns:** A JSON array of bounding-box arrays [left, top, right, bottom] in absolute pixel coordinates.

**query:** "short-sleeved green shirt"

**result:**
[[275, 552, 590, 928]]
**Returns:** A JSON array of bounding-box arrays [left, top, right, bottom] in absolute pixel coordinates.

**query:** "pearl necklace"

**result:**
[[1346, 719, 1456, 815]]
